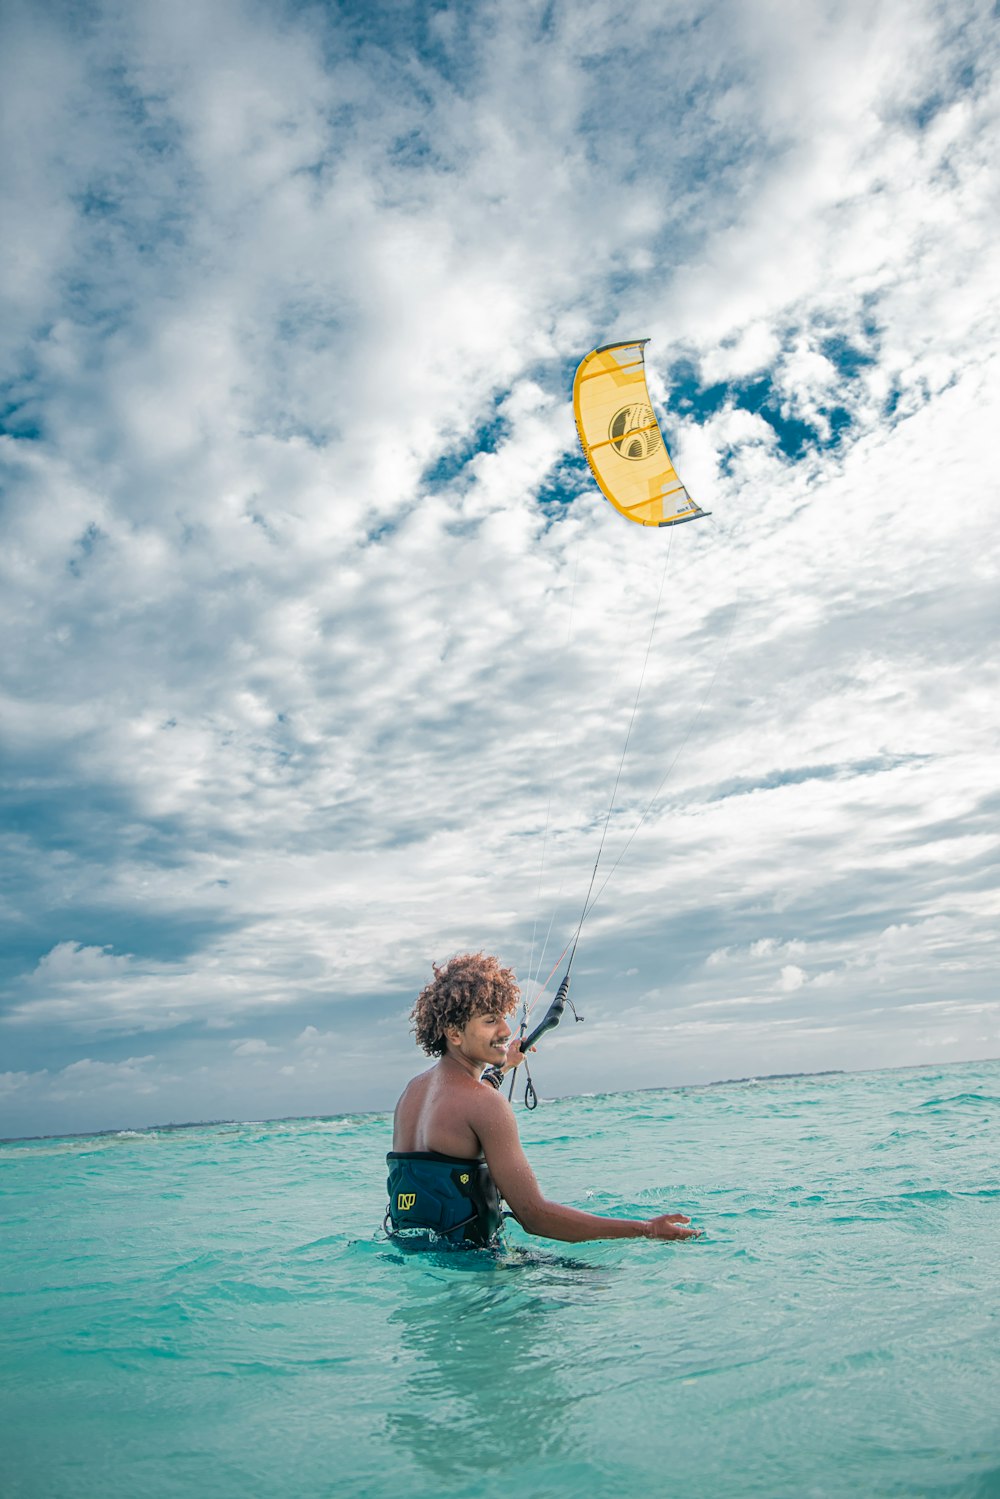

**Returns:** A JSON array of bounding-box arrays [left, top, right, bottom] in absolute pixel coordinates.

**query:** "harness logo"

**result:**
[[397, 1192, 416, 1211], [459, 1173, 470, 1184], [608, 403, 662, 461]]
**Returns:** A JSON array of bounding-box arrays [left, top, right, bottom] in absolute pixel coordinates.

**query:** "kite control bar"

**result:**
[[482, 973, 579, 1100], [519, 973, 572, 1052]]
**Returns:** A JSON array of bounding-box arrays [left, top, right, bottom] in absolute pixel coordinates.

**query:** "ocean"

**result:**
[[1, 1058, 997, 1498]]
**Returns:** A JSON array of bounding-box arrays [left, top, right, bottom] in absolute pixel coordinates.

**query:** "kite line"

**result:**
[[507, 340, 718, 1106]]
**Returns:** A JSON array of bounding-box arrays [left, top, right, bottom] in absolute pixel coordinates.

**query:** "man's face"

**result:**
[[449, 1009, 512, 1067]]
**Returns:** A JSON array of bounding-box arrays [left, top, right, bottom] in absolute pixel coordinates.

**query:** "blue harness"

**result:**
[[385, 1151, 503, 1247]]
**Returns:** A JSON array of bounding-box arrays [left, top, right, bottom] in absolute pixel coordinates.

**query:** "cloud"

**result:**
[[1, 0, 999, 1134], [51, 1056, 158, 1100], [231, 1038, 276, 1057], [0, 1069, 48, 1099]]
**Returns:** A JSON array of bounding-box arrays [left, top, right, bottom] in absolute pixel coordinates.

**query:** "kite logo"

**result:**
[[609, 403, 662, 461], [397, 1193, 416, 1211]]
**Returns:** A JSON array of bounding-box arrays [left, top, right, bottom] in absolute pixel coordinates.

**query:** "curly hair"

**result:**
[[410, 952, 520, 1057]]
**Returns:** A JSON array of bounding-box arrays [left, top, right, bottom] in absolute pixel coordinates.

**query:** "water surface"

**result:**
[[2, 1060, 998, 1497]]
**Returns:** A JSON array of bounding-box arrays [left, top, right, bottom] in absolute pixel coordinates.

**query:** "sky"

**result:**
[[1, 0, 998, 1139]]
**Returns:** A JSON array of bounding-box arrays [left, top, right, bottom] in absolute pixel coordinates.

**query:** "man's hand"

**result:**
[[645, 1213, 702, 1240], [503, 1038, 535, 1071]]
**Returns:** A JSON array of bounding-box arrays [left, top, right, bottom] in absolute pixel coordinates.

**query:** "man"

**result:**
[[387, 951, 701, 1247]]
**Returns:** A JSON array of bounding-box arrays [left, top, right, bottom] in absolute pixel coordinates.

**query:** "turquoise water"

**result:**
[[2, 1060, 998, 1499]]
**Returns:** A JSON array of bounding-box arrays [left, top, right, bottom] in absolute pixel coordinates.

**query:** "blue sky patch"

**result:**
[[668, 332, 877, 460], [421, 398, 511, 490]]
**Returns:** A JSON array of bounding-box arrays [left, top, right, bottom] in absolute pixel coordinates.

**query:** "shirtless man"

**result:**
[[387, 952, 700, 1247]]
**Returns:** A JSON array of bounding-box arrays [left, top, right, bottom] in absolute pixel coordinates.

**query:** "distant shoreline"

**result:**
[[5, 1057, 998, 1146], [698, 1069, 844, 1087]]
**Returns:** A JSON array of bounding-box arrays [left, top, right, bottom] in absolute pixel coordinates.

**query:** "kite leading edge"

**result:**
[[573, 339, 710, 527]]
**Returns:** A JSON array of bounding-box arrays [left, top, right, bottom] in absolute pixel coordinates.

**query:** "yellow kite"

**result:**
[[573, 340, 709, 527]]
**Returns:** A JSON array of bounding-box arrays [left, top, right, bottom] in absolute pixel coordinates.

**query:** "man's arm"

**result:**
[[472, 1088, 700, 1243]]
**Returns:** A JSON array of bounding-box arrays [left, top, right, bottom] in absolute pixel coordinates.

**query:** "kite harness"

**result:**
[[384, 1151, 503, 1247]]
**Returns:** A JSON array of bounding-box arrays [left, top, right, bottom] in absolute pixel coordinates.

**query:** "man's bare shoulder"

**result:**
[[466, 1076, 519, 1129], [439, 1069, 513, 1115], [427, 1066, 517, 1125], [394, 1069, 428, 1113]]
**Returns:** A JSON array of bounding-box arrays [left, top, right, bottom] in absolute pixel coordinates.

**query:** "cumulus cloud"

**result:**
[[50, 1056, 158, 1100], [0, 1070, 48, 1098], [1, 0, 998, 1134], [231, 1038, 276, 1057]]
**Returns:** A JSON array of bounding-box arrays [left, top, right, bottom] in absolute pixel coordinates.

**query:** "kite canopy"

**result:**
[[572, 340, 708, 527]]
